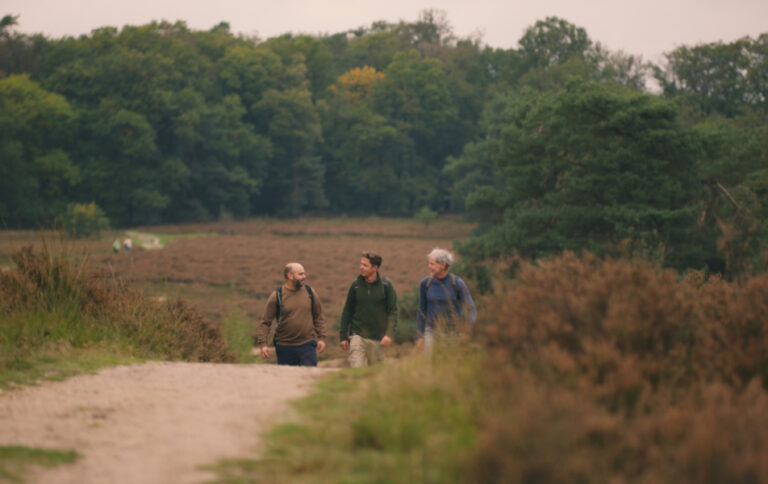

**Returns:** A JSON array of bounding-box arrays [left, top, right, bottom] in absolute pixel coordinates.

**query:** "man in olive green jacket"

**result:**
[[339, 251, 398, 368]]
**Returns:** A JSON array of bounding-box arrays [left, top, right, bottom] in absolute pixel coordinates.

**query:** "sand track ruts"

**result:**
[[0, 362, 332, 484]]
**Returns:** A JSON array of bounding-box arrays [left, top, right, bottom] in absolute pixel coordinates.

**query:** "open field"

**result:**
[[1, 216, 476, 338]]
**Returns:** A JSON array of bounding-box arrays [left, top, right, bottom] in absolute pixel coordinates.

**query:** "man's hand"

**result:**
[[380, 335, 392, 347], [340, 340, 349, 351], [260, 346, 270, 359], [317, 340, 326, 354]]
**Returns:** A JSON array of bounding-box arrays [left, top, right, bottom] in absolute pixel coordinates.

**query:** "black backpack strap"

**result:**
[[275, 286, 283, 321], [381, 276, 390, 313], [305, 284, 316, 321], [350, 280, 359, 315]]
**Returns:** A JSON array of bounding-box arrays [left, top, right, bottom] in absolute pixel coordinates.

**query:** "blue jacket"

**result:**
[[417, 274, 476, 335]]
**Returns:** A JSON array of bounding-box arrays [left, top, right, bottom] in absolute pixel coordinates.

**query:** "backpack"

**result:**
[[421, 273, 463, 318], [351, 276, 391, 314], [424, 273, 461, 300]]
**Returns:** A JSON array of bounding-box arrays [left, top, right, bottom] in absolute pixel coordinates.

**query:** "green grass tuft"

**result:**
[[0, 446, 79, 482]]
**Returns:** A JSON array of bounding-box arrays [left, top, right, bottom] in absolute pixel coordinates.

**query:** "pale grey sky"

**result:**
[[3, 0, 767, 63]]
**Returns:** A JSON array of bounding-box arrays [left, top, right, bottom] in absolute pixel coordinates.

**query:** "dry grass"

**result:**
[[0, 240, 235, 387]]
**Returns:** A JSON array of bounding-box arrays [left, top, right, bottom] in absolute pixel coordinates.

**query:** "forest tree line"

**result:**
[[1, 11, 767, 278]]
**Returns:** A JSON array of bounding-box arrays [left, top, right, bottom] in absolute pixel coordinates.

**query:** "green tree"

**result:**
[[656, 35, 768, 116], [0, 74, 77, 227], [459, 80, 709, 271], [694, 111, 768, 280], [320, 92, 416, 214], [373, 49, 461, 167], [518, 16, 592, 69], [253, 87, 326, 216], [58, 202, 110, 238], [164, 92, 269, 221], [260, 35, 335, 101]]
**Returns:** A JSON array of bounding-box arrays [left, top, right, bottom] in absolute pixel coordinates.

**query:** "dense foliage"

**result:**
[[2, 12, 768, 275], [474, 252, 768, 483]]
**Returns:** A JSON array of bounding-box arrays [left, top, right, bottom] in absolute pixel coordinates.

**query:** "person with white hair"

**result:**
[[416, 248, 476, 353]]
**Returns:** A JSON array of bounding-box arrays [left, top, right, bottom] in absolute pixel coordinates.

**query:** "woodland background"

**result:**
[[2, 11, 768, 279]]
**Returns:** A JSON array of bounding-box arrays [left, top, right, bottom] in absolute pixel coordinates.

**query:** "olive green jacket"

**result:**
[[339, 273, 398, 342]]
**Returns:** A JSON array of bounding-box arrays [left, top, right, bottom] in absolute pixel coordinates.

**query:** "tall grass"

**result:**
[[0, 243, 233, 388], [208, 343, 484, 484], [473, 251, 768, 483]]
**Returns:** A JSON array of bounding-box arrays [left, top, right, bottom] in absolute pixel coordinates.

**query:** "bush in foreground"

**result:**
[[473, 251, 768, 483]]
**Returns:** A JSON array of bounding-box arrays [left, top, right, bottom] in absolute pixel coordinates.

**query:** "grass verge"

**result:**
[[206, 343, 483, 484], [0, 344, 140, 390], [0, 446, 79, 483], [221, 310, 257, 364]]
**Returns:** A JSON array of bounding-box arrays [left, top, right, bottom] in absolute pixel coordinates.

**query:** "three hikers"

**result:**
[[256, 248, 474, 366]]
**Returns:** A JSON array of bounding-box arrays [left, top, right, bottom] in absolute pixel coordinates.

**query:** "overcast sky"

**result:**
[[4, 0, 767, 63]]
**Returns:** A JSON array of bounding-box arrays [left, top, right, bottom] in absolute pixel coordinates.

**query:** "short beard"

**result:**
[[291, 278, 303, 289]]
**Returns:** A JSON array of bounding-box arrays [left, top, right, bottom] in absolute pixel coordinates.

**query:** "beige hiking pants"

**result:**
[[349, 334, 384, 368]]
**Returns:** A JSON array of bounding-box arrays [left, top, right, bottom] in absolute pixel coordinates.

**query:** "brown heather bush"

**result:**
[[472, 251, 768, 483], [0, 245, 234, 362]]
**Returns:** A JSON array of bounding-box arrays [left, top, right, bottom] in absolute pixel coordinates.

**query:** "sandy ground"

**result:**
[[0, 362, 334, 484]]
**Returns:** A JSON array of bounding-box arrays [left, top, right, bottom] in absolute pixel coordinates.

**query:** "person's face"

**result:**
[[288, 265, 306, 287], [360, 257, 377, 279], [427, 257, 447, 277]]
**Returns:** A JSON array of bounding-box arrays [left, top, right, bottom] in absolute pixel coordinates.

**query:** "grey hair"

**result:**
[[428, 248, 453, 268]]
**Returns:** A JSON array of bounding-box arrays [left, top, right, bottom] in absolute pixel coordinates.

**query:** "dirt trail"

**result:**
[[0, 362, 333, 484]]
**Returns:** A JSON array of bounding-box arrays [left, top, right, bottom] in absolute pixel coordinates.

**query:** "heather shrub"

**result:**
[[472, 251, 768, 483], [0, 244, 234, 375]]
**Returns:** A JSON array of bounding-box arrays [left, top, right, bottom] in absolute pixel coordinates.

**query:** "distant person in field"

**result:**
[[256, 263, 326, 366], [339, 251, 398, 368], [123, 237, 132, 253], [112, 239, 121, 254], [416, 248, 476, 354]]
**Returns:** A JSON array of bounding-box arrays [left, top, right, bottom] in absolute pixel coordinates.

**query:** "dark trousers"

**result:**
[[275, 340, 318, 367]]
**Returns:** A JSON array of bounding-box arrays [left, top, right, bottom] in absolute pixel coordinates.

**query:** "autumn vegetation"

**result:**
[[473, 252, 768, 482], [2, 7, 768, 483], [0, 238, 234, 389]]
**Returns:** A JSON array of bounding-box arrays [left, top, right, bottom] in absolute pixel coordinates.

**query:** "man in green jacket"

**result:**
[[339, 251, 398, 368]]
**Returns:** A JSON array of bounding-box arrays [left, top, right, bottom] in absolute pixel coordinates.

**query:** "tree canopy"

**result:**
[[1, 12, 767, 277]]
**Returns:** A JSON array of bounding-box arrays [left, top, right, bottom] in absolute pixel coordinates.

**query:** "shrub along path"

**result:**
[[0, 361, 332, 483]]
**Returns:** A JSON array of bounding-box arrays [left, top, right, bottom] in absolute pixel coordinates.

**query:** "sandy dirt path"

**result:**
[[0, 362, 333, 484]]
